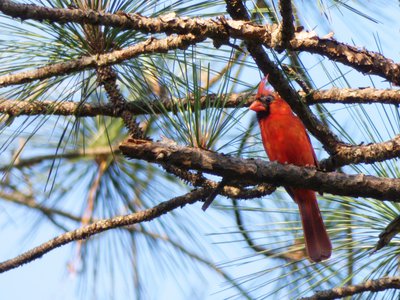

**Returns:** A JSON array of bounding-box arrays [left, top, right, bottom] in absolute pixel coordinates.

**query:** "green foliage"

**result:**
[[141, 52, 248, 150]]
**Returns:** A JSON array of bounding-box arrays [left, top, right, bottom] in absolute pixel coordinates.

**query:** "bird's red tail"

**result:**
[[294, 189, 332, 262]]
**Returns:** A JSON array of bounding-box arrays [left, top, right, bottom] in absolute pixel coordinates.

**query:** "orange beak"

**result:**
[[249, 100, 265, 112]]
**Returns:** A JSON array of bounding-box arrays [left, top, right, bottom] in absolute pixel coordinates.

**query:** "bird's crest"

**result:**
[[257, 75, 273, 97]]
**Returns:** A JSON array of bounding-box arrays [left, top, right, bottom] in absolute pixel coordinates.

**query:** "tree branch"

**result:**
[[2, 94, 399, 171], [374, 215, 400, 252], [162, 164, 276, 200], [278, 0, 295, 47], [0, 188, 207, 273], [320, 135, 400, 171], [119, 139, 400, 202], [0, 34, 205, 87], [0, 99, 118, 117], [1, 0, 400, 85], [0, 93, 251, 117], [0, 146, 120, 171], [300, 276, 400, 300], [2, 86, 400, 121], [304, 88, 400, 105], [2, 88, 400, 118]]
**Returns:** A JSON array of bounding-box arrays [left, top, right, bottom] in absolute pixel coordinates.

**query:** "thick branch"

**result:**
[[120, 139, 400, 202], [1, 1, 400, 85], [0, 34, 205, 87], [278, 0, 295, 47], [0, 0, 228, 37], [301, 276, 400, 300], [0, 188, 207, 273]]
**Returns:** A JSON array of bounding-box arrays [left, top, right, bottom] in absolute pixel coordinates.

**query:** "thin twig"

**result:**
[[374, 215, 400, 252], [0, 188, 207, 273], [0, 190, 81, 222], [0, 146, 120, 172], [162, 164, 276, 200], [232, 199, 301, 261]]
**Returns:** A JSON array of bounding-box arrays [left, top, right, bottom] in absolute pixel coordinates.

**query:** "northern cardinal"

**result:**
[[249, 76, 332, 262]]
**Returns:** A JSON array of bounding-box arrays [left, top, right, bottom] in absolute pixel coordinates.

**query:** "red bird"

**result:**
[[249, 76, 332, 262]]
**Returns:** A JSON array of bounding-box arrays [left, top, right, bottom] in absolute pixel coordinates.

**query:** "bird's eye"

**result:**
[[260, 95, 274, 103], [266, 95, 274, 102]]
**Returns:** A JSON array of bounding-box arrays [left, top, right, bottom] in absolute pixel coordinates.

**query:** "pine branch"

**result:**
[[300, 276, 400, 300], [320, 135, 400, 171], [2, 87, 400, 119], [120, 138, 400, 202], [162, 164, 276, 200], [0, 34, 205, 87], [0, 99, 119, 117], [278, 0, 295, 48], [2, 94, 399, 171], [1, 1, 400, 85], [2, 88, 400, 118], [304, 88, 400, 105], [0, 93, 251, 117], [0, 188, 208, 273]]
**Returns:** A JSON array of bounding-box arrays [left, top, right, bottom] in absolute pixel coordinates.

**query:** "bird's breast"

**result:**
[[258, 114, 316, 166]]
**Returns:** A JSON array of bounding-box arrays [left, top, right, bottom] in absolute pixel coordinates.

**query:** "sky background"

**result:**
[[1, 1, 400, 299]]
